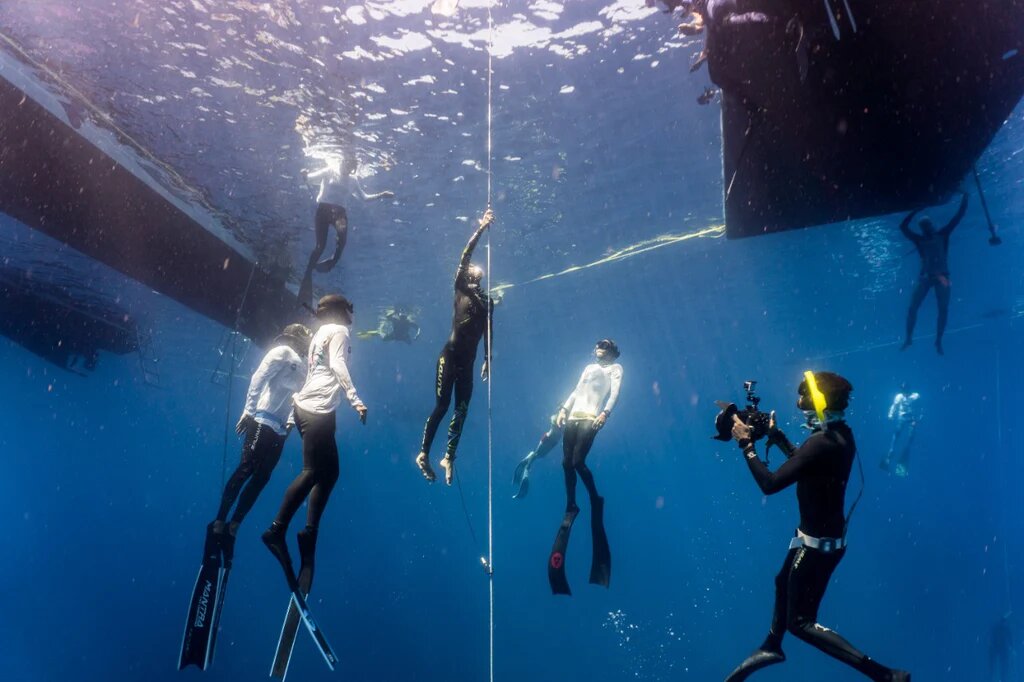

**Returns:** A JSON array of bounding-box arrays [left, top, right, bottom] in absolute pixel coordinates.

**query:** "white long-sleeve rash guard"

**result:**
[[243, 345, 308, 435], [562, 362, 623, 420], [293, 323, 364, 415]]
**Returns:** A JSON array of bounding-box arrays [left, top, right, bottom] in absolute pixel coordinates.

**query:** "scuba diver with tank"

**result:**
[[717, 371, 910, 682], [548, 339, 623, 595]]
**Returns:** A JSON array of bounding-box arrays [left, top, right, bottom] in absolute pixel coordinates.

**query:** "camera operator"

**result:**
[[724, 371, 910, 682]]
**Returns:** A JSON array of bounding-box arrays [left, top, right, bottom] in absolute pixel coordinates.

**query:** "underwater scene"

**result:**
[[1, 1, 1022, 681]]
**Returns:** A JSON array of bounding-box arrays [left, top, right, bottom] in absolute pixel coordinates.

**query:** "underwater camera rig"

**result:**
[[713, 380, 772, 443]]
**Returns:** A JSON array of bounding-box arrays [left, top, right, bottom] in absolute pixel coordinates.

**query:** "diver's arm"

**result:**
[[899, 210, 922, 243], [305, 166, 331, 182], [601, 364, 623, 416], [456, 212, 492, 287], [941, 191, 969, 236], [767, 426, 798, 458], [558, 372, 585, 426], [243, 348, 287, 416], [743, 433, 824, 495], [327, 328, 364, 409], [887, 395, 901, 420], [354, 176, 394, 201]]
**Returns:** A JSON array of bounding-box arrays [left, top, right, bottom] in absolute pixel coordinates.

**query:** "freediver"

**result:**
[[725, 371, 910, 682], [415, 208, 495, 486], [511, 412, 564, 500], [262, 295, 367, 592], [358, 306, 421, 344], [298, 156, 394, 308], [899, 190, 969, 355], [211, 323, 312, 543], [990, 612, 1015, 682], [879, 384, 920, 477], [548, 339, 623, 594]]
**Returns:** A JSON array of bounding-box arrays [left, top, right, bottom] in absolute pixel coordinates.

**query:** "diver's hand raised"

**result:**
[[479, 208, 494, 228]]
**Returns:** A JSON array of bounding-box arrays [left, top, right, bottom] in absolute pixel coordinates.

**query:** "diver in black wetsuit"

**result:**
[[989, 613, 1015, 682], [725, 372, 910, 682], [358, 306, 421, 344], [416, 208, 495, 486], [899, 191, 968, 355]]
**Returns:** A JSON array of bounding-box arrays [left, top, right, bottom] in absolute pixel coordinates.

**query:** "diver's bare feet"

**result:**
[[415, 452, 436, 483], [439, 455, 455, 486]]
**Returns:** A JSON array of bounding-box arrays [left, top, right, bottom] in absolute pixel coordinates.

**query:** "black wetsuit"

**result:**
[[740, 423, 903, 681], [387, 314, 419, 344], [273, 405, 339, 532], [217, 420, 286, 526], [990, 617, 1013, 682], [298, 203, 348, 307], [420, 223, 493, 460], [900, 193, 968, 351], [562, 421, 599, 512]]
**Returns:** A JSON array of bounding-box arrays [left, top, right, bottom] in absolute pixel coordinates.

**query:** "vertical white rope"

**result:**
[[484, 5, 495, 682]]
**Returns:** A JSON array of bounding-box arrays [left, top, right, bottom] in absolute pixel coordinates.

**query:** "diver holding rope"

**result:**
[[720, 371, 910, 682], [416, 208, 496, 486]]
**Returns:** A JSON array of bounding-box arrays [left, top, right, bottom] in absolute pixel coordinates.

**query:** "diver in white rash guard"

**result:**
[[211, 323, 312, 540], [262, 294, 367, 595], [547, 339, 623, 594], [298, 156, 394, 307]]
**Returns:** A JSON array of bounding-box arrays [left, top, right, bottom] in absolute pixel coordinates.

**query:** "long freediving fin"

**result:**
[[178, 523, 229, 670], [548, 507, 579, 595], [271, 530, 318, 678], [724, 649, 786, 682], [589, 496, 611, 588], [511, 455, 531, 499]]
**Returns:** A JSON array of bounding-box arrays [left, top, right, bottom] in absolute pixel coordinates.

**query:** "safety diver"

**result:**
[[547, 340, 623, 594], [358, 306, 421, 344], [725, 371, 910, 682], [262, 294, 367, 592], [879, 384, 920, 477], [899, 190, 968, 355], [210, 323, 312, 547], [298, 156, 394, 308], [415, 208, 495, 486]]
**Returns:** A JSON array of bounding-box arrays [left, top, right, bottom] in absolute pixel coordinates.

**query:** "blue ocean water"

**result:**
[[1, 2, 1022, 681]]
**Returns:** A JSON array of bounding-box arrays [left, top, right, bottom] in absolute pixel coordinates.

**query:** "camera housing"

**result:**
[[713, 380, 772, 442]]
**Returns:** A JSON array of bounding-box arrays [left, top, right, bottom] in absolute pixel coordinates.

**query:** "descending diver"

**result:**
[[879, 384, 920, 477], [725, 371, 910, 682], [415, 209, 495, 486], [178, 322, 312, 670], [358, 306, 421, 344], [990, 612, 1016, 682], [511, 412, 564, 500], [548, 340, 623, 595], [298, 157, 394, 308], [262, 295, 367, 597], [899, 190, 969, 355]]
